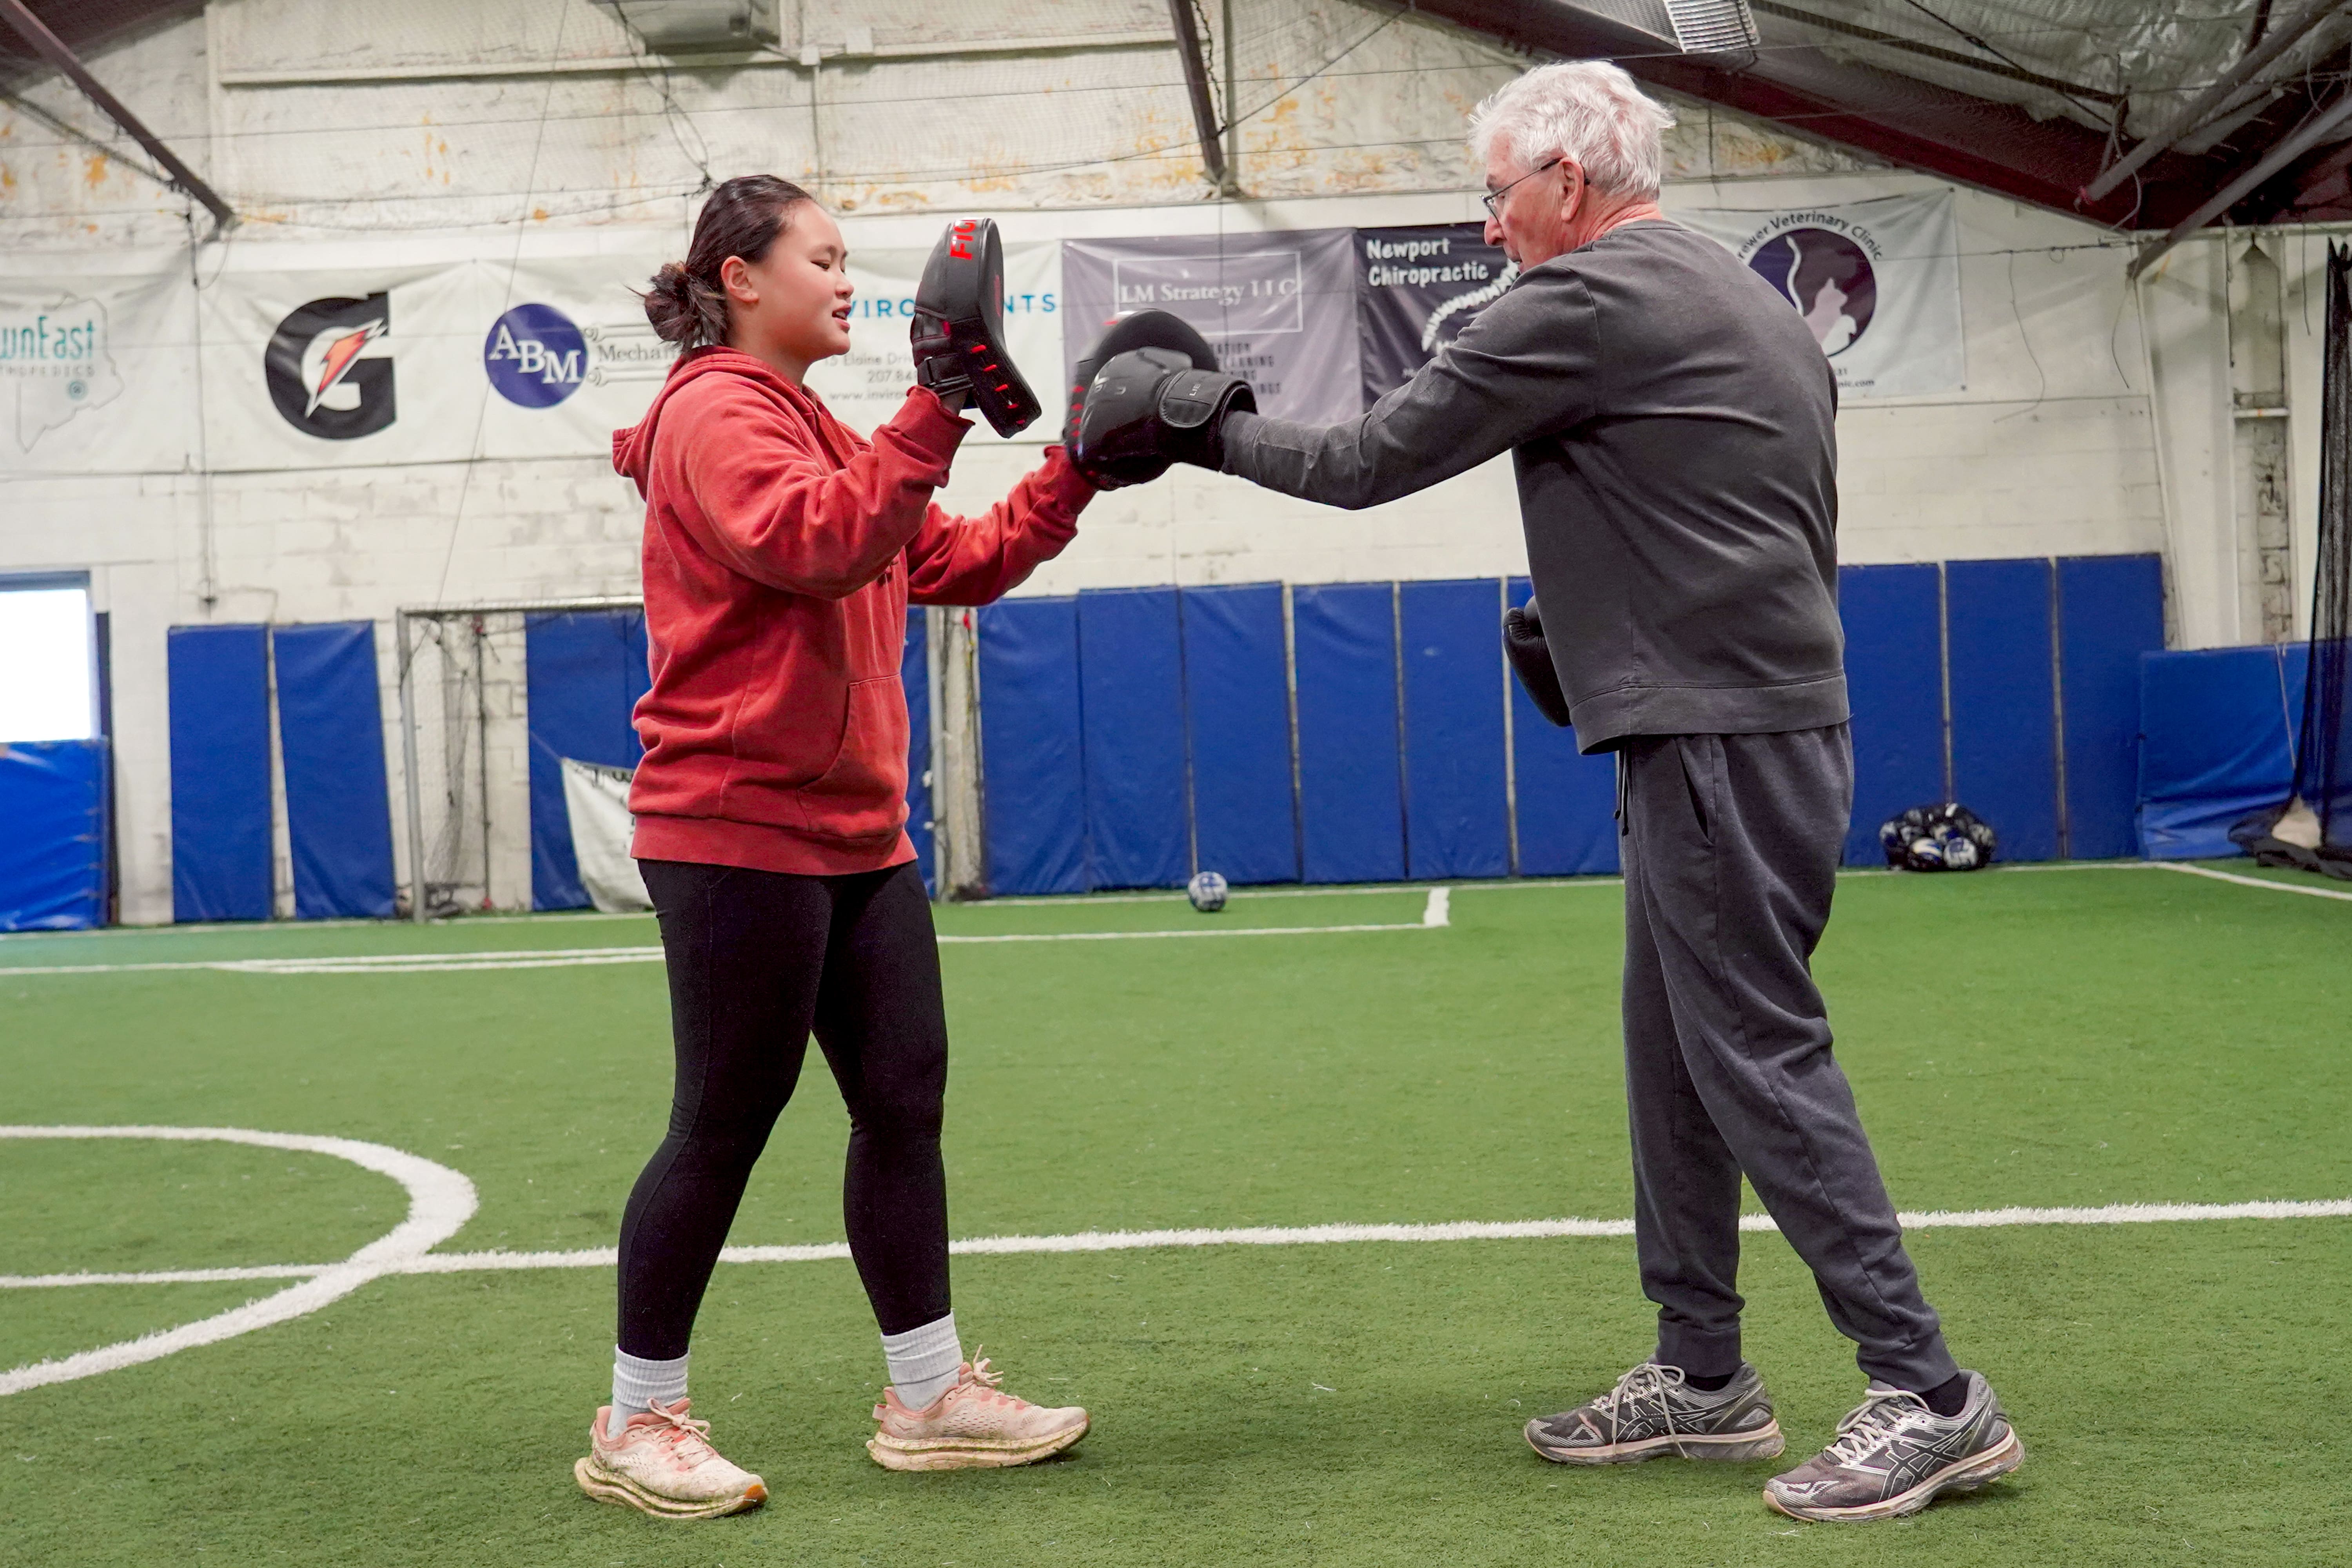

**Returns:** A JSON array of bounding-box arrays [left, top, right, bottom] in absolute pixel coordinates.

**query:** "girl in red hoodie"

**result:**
[[577, 176, 1093, 1519]]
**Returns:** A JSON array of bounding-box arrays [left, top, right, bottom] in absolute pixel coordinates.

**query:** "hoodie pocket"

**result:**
[[794, 675, 909, 841]]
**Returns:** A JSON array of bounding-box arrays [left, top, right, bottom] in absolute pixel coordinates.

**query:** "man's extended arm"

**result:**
[[1218, 264, 1602, 510]]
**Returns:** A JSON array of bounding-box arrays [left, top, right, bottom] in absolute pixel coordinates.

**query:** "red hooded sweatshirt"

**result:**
[[612, 346, 1091, 877]]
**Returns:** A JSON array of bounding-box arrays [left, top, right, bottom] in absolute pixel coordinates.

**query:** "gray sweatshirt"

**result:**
[[1219, 219, 1847, 751]]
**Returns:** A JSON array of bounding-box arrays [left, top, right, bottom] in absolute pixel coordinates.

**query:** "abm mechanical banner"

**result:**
[[1679, 192, 1963, 399]]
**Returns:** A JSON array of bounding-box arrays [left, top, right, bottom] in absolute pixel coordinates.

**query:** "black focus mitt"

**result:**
[[911, 218, 1041, 438], [1074, 348, 1255, 486], [1505, 598, 1572, 728], [1063, 310, 1220, 472]]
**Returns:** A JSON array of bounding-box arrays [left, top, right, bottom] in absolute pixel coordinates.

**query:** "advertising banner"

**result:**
[[1355, 223, 1517, 407], [472, 250, 675, 461], [198, 260, 490, 470], [0, 265, 196, 474], [805, 241, 1062, 444], [1060, 230, 1360, 426], [1679, 192, 1964, 399]]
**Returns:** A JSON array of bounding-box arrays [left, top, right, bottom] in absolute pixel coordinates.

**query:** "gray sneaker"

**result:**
[[1763, 1370, 2024, 1522], [1525, 1360, 1785, 1465]]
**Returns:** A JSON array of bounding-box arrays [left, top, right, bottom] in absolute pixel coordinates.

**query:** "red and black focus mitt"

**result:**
[[911, 218, 1041, 438]]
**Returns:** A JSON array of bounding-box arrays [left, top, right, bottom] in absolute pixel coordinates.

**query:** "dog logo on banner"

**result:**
[[1746, 228, 1877, 357], [0, 296, 123, 451], [265, 293, 396, 439]]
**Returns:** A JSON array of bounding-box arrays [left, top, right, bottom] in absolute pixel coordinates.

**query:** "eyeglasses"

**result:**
[[1482, 157, 1564, 220]]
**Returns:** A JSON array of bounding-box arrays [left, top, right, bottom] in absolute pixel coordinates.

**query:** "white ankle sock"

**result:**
[[608, 1346, 688, 1437], [880, 1312, 962, 1410]]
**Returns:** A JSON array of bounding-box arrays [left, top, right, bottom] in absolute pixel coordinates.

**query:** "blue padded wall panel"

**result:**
[[525, 610, 650, 911], [272, 622, 397, 919], [902, 608, 933, 895], [1837, 564, 1945, 865], [168, 623, 272, 921], [2057, 555, 2165, 860], [1182, 583, 1297, 884], [1946, 559, 2059, 862], [1292, 583, 1405, 884], [1399, 579, 1510, 878], [2138, 644, 2306, 859], [1078, 587, 1190, 889], [1506, 577, 1619, 876], [0, 739, 106, 930], [978, 596, 1089, 895]]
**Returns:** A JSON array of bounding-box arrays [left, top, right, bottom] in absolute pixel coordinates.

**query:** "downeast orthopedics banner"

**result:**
[[1679, 191, 1965, 399]]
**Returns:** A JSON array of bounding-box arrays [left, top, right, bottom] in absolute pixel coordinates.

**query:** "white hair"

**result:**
[[1468, 61, 1676, 202]]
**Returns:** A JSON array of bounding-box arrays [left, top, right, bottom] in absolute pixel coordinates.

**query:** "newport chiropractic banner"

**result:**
[[1679, 192, 1964, 399], [1355, 223, 1517, 407], [1060, 230, 1361, 425]]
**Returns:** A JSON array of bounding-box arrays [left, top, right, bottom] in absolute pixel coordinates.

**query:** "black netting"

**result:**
[[2293, 243, 2352, 855]]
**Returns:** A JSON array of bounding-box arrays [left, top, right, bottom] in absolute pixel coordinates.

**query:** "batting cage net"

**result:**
[[2239, 242, 2352, 877], [394, 599, 635, 921]]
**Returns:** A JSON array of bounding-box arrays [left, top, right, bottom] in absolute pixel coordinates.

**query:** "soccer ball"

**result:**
[[1187, 871, 1229, 913]]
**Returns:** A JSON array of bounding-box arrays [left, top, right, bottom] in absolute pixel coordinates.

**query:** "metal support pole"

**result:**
[[2085, 0, 2345, 203], [925, 604, 951, 902], [396, 613, 431, 924], [2130, 89, 2352, 280], [1167, 0, 1231, 194], [0, 0, 235, 234]]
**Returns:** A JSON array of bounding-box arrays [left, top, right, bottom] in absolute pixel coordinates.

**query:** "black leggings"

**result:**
[[617, 858, 951, 1360]]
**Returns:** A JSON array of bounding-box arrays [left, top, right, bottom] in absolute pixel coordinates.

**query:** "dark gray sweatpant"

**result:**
[[1617, 723, 1958, 1392]]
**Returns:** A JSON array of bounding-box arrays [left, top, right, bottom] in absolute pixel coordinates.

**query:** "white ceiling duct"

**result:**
[[591, 0, 778, 52], [1566, 0, 1760, 56]]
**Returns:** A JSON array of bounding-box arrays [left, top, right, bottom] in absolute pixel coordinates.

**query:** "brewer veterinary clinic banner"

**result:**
[[1680, 192, 1964, 399]]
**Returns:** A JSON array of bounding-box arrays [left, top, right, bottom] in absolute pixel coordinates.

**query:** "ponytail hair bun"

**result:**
[[641, 175, 818, 352]]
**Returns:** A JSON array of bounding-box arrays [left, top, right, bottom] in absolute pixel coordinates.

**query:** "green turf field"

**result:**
[[3, 863, 2348, 1566]]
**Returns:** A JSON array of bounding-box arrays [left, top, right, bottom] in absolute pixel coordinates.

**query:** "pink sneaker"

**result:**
[[867, 1356, 1090, 1471], [574, 1398, 767, 1519]]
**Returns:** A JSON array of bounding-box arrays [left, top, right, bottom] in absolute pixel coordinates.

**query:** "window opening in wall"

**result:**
[[0, 573, 97, 742]]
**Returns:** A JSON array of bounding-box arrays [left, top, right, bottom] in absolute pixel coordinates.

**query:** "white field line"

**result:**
[[0, 1127, 476, 1397], [2152, 861, 2352, 902], [11, 1196, 2350, 1292], [0, 890, 1450, 976]]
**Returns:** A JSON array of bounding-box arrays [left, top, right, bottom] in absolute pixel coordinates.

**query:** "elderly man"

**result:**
[[1071, 60, 2022, 1523]]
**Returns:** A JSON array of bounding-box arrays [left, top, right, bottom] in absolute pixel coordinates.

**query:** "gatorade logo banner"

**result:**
[[1356, 223, 1516, 407], [1678, 192, 1963, 399], [1060, 231, 1360, 426], [265, 293, 396, 439]]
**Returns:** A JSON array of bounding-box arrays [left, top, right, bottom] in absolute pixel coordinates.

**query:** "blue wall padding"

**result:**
[[1399, 579, 1510, 878], [1506, 577, 1619, 875], [1181, 583, 1298, 884], [1292, 583, 1406, 883], [978, 596, 1090, 895], [2057, 554, 2166, 860], [525, 610, 650, 911], [1837, 563, 1946, 865], [902, 608, 933, 894], [1078, 587, 1191, 889], [168, 623, 272, 921], [0, 739, 106, 930], [1945, 558, 2059, 862], [2138, 643, 2307, 859], [271, 622, 397, 919]]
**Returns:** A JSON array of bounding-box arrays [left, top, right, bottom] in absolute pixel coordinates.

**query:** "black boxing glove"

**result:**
[[1073, 347, 1255, 486], [1504, 598, 1572, 728]]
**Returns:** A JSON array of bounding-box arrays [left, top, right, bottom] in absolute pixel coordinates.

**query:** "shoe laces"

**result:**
[[1593, 1362, 1686, 1441], [956, 1353, 1022, 1409], [636, 1400, 723, 1468], [1821, 1387, 1933, 1467]]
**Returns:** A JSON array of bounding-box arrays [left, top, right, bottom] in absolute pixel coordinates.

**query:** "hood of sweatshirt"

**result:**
[[612, 345, 851, 494]]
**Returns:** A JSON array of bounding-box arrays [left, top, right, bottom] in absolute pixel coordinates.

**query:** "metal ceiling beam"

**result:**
[[0, 0, 232, 233], [1167, 0, 1234, 196], [1411, 0, 2188, 226], [2129, 88, 2352, 279], [2083, 0, 2343, 203]]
